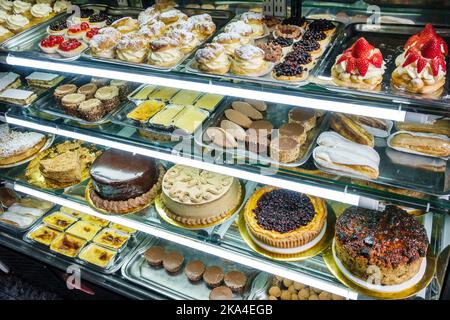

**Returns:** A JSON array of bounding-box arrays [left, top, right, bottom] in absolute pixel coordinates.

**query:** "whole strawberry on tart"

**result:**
[[331, 37, 386, 90], [392, 24, 448, 94]]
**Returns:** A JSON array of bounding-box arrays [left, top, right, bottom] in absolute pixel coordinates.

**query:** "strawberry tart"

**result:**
[[392, 24, 448, 94], [331, 37, 385, 90]]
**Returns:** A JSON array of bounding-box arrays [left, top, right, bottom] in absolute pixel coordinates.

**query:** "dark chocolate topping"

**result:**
[[308, 19, 335, 32], [253, 189, 315, 233], [335, 206, 429, 268], [90, 149, 158, 201]]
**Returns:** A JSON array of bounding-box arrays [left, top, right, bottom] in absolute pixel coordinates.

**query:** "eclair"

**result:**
[[313, 131, 380, 179], [330, 113, 374, 147], [388, 131, 450, 158]]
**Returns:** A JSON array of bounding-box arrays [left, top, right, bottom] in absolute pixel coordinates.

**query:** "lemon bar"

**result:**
[[78, 244, 117, 268], [43, 211, 77, 231], [173, 105, 209, 134], [149, 104, 184, 128], [194, 94, 224, 111], [109, 222, 137, 234], [149, 87, 179, 101], [27, 224, 61, 246], [67, 221, 102, 241], [131, 85, 156, 100], [93, 228, 130, 250], [50, 233, 87, 257], [127, 100, 165, 122], [170, 90, 202, 105]]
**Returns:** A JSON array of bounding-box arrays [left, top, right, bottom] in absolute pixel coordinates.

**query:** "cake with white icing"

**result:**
[[0, 88, 37, 105], [161, 165, 241, 225]]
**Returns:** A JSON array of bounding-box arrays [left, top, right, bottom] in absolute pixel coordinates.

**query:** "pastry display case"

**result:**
[[0, 0, 449, 301]]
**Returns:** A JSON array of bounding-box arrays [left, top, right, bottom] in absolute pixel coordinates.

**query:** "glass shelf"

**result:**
[[0, 230, 164, 300], [0, 176, 444, 300], [3, 107, 449, 214]]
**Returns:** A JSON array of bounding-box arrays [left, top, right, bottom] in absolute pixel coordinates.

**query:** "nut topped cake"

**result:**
[[244, 186, 327, 251], [335, 206, 429, 285], [161, 165, 242, 226], [89, 149, 164, 214], [0, 125, 46, 165]]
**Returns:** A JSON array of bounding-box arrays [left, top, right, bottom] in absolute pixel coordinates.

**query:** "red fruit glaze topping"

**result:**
[[404, 24, 448, 56], [336, 37, 383, 77], [402, 38, 447, 76], [69, 23, 90, 34], [58, 39, 82, 52], [85, 28, 99, 39], [40, 35, 65, 47]]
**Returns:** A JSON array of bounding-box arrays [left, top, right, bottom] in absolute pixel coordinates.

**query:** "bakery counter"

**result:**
[[3, 106, 449, 215]]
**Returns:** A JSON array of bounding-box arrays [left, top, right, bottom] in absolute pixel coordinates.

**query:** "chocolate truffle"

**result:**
[[144, 246, 166, 267], [163, 251, 184, 274], [209, 286, 233, 300], [224, 271, 247, 293], [184, 260, 206, 282], [203, 266, 224, 288], [90, 149, 158, 201]]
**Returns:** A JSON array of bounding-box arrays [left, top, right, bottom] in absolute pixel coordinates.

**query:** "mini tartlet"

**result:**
[[56, 38, 87, 58], [39, 35, 64, 54]]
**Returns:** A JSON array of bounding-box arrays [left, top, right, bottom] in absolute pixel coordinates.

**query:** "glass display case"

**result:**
[[0, 0, 449, 300]]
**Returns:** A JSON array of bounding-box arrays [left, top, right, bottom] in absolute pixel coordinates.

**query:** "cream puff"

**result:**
[[165, 29, 199, 53], [212, 32, 243, 56], [392, 37, 447, 94], [137, 6, 160, 26], [224, 21, 253, 41], [148, 36, 182, 67], [90, 34, 117, 59], [111, 17, 139, 34], [116, 33, 149, 63], [98, 26, 122, 41], [158, 8, 187, 26], [332, 37, 386, 90], [241, 11, 265, 38], [194, 43, 230, 75], [192, 20, 216, 41], [137, 20, 165, 41], [230, 44, 268, 76]]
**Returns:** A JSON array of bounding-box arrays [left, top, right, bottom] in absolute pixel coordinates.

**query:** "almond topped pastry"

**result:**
[[39, 150, 82, 184], [332, 37, 386, 90]]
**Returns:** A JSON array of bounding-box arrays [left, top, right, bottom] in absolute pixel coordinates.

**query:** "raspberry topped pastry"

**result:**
[[332, 37, 385, 90], [392, 25, 447, 94]]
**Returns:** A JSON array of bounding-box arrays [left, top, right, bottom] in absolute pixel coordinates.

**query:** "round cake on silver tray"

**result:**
[[88, 149, 164, 214]]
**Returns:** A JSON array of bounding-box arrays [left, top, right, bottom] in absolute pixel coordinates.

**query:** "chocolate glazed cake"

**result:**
[[89, 149, 164, 214], [335, 206, 428, 286]]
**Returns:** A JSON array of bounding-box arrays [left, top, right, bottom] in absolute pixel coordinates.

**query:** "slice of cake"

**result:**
[[25, 72, 64, 89], [0, 72, 21, 92], [0, 88, 37, 106], [39, 150, 82, 183], [0, 125, 46, 165]]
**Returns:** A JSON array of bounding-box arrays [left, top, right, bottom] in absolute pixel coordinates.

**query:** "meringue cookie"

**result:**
[[5, 13, 29, 31], [30, 3, 52, 19], [13, 0, 30, 15], [0, 0, 13, 13]]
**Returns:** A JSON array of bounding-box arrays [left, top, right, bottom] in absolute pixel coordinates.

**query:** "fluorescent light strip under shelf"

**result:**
[[6, 55, 406, 121], [6, 115, 360, 205], [14, 184, 357, 300]]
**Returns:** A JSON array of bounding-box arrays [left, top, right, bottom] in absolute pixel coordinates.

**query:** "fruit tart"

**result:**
[[392, 25, 447, 94], [82, 27, 99, 43], [39, 35, 64, 54], [56, 38, 87, 58], [331, 37, 385, 90], [66, 22, 91, 40]]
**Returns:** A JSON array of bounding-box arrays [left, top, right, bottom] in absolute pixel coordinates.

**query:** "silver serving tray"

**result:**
[[112, 84, 231, 145], [121, 238, 263, 300], [195, 103, 330, 168], [24, 208, 146, 274], [81, 6, 234, 72], [184, 18, 344, 88], [32, 75, 137, 126], [311, 23, 450, 108]]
